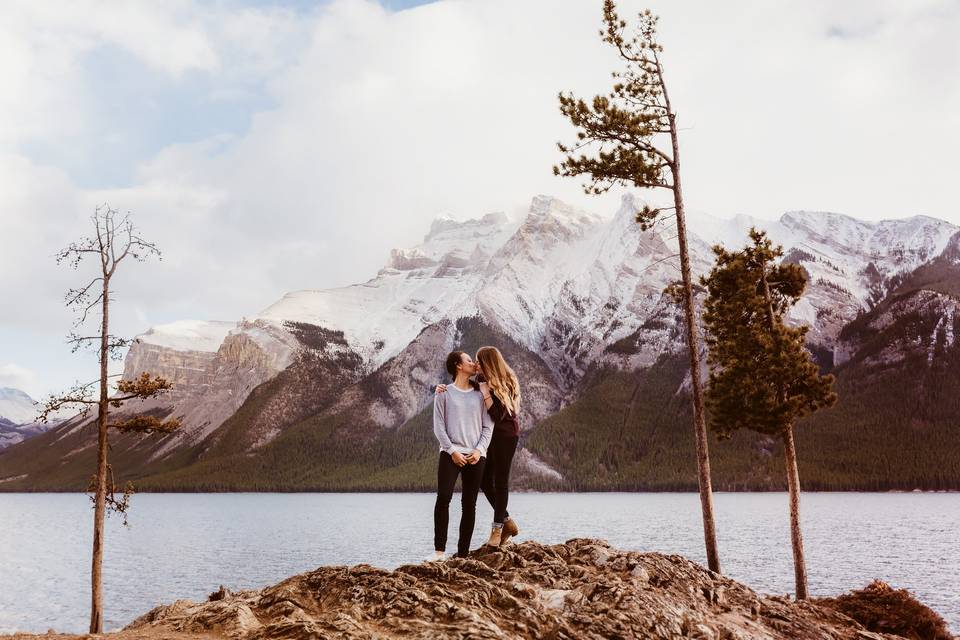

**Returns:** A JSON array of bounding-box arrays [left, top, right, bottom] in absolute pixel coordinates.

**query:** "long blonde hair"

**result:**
[[476, 346, 521, 416]]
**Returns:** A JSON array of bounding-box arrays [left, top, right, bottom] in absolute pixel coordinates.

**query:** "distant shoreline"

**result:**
[[1, 488, 958, 494]]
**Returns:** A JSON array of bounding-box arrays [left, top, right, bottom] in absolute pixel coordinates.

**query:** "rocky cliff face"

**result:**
[[126, 539, 946, 640], [119, 319, 301, 459], [834, 231, 960, 369]]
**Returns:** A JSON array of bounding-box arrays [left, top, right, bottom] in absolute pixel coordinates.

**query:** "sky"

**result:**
[[0, 0, 958, 401]]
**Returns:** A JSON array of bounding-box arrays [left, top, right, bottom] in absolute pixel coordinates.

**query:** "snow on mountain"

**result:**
[[254, 209, 519, 368], [683, 207, 958, 345], [112, 194, 958, 451], [0, 388, 60, 450], [545, 194, 685, 376], [0, 387, 38, 425], [477, 196, 604, 352], [835, 289, 960, 368], [152, 194, 959, 375], [111, 210, 519, 455], [118, 317, 302, 457], [136, 320, 236, 352], [131, 198, 959, 373], [688, 208, 956, 287]]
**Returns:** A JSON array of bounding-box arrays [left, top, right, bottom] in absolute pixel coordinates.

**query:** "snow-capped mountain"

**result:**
[[0, 388, 58, 450], [4, 194, 958, 491], [122, 195, 958, 445], [833, 230, 960, 368], [256, 211, 519, 369], [0, 388, 38, 425]]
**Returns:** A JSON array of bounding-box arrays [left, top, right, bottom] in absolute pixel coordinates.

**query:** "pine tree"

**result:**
[[701, 228, 838, 599], [554, 0, 721, 573], [38, 205, 181, 633]]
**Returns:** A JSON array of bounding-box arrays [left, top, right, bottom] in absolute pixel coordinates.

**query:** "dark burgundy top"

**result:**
[[487, 390, 520, 437]]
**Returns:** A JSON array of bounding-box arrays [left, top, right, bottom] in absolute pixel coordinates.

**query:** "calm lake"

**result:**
[[0, 492, 957, 634]]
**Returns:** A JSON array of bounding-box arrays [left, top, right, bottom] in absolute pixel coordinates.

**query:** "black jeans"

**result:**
[[480, 432, 519, 524], [434, 451, 486, 557]]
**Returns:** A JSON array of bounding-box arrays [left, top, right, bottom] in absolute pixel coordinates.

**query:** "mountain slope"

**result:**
[[2, 196, 959, 491], [526, 241, 960, 491], [0, 387, 38, 425], [0, 388, 60, 450]]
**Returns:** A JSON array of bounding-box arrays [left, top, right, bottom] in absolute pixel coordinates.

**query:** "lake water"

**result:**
[[0, 492, 957, 634]]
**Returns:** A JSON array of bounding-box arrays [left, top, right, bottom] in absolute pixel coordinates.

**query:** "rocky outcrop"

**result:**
[[834, 289, 959, 368], [120, 319, 300, 458], [125, 539, 926, 640], [320, 321, 458, 432]]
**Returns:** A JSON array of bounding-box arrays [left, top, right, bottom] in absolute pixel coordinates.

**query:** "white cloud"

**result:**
[[0, 1, 223, 146], [1, 0, 958, 397], [0, 363, 42, 399]]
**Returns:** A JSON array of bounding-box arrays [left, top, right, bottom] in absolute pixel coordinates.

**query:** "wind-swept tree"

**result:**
[[700, 228, 837, 599], [554, 1, 721, 572], [38, 205, 181, 634]]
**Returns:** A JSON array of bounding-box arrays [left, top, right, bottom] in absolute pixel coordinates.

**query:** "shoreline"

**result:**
[[2, 488, 959, 494]]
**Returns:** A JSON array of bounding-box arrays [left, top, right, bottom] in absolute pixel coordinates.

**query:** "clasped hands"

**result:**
[[451, 450, 482, 467]]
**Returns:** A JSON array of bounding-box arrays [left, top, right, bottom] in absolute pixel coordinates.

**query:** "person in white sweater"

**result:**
[[431, 350, 493, 560]]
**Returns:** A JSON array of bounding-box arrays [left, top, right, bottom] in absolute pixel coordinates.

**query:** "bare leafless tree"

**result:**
[[38, 205, 181, 634]]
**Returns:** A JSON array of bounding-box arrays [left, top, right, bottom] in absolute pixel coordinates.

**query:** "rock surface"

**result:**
[[3, 632, 217, 640], [125, 539, 915, 640]]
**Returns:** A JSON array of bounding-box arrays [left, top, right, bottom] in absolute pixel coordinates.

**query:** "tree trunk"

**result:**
[[670, 116, 721, 575], [760, 267, 809, 599], [782, 425, 809, 599], [90, 276, 109, 634]]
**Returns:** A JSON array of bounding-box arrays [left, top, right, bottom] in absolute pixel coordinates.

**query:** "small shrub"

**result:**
[[816, 580, 952, 640]]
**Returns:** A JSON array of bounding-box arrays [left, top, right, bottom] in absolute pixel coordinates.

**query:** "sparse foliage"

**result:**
[[44, 204, 180, 634], [555, 0, 721, 573], [556, 6, 671, 202]]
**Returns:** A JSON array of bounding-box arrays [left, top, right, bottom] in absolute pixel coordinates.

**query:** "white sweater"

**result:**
[[432, 384, 493, 456]]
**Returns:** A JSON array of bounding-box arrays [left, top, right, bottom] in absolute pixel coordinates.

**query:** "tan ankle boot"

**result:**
[[486, 526, 502, 547], [500, 517, 519, 545]]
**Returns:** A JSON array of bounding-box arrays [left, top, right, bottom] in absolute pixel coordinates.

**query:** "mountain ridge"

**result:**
[[0, 387, 60, 451], [2, 194, 958, 491]]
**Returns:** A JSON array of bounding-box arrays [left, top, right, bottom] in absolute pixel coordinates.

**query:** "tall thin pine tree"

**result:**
[[555, 1, 721, 573]]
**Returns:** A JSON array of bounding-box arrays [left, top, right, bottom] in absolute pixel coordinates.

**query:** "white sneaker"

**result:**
[[425, 550, 446, 562]]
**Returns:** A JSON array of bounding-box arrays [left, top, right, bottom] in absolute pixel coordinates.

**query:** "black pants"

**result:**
[[434, 452, 486, 557], [480, 432, 519, 524]]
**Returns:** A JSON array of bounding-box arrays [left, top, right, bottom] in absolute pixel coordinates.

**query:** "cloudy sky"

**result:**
[[1, 0, 958, 401]]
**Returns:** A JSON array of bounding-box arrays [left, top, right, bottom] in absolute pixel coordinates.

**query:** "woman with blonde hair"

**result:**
[[437, 345, 522, 547]]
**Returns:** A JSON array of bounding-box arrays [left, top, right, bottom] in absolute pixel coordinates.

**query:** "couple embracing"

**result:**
[[431, 346, 521, 560]]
